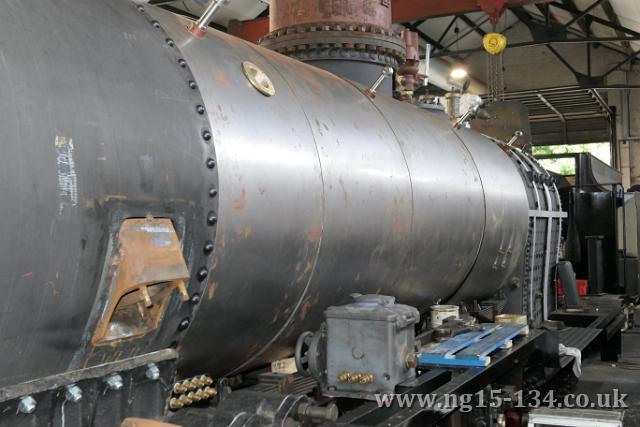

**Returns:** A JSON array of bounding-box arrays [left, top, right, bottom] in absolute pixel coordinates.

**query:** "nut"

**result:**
[[145, 363, 160, 381], [104, 373, 123, 391], [18, 396, 37, 414], [65, 385, 83, 403]]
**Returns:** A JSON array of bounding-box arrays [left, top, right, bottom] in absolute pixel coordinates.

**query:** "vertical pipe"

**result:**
[[188, 0, 227, 38]]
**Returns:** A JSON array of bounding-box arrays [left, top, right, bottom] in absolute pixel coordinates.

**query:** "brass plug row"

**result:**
[[337, 372, 375, 384], [169, 386, 217, 409], [172, 375, 214, 394]]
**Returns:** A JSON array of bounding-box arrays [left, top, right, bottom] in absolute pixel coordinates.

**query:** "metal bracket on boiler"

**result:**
[[93, 217, 191, 345]]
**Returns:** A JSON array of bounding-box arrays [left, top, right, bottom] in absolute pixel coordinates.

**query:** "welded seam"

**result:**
[[443, 128, 488, 301], [227, 45, 327, 375], [342, 81, 416, 295]]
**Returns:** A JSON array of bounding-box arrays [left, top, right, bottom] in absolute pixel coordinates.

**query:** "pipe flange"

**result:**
[[260, 22, 405, 66], [291, 47, 400, 68]]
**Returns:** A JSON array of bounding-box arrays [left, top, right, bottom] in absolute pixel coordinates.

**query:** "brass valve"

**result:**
[[177, 395, 193, 406], [359, 373, 374, 384], [172, 381, 188, 394], [169, 398, 183, 410], [338, 372, 374, 384], [347, 373, 362, 383], [202, 387, 218, 398]]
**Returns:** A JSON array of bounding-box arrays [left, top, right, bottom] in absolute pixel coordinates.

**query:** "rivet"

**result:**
[[191, 293, 201, 304], [202, 131, 212, 142], [203, 240, 214, 254], [206, 157, 216, 169], [137, 5, 145, 12], [197, 267, 208, 281], [196, 105, 206, 115], [178, 318, 190, 331], [152, 20, 160, 29], [208, 186, 218, 198], [207, 212, 217, 226], [166, 38, 175, 47], [189, 80, 198, 90], [178, 58, 187, 67]]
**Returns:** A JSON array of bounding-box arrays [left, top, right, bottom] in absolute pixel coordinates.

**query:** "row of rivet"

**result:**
[[137, 3, 218, 334]]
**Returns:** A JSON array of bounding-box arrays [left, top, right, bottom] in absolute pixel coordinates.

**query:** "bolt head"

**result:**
[[105, 373, 123, 391], [146, 363, 160, 381], [18, 396, 37, 414], [65, 385, 83, 403]]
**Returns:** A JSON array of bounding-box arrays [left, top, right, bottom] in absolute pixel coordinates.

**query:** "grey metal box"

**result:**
[[324, 294, 419, 395]]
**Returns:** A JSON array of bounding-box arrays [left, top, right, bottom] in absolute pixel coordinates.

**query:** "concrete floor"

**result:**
[[572, 328, 640, 425]]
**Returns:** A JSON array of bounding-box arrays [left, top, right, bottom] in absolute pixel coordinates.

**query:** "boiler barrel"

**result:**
[[146, 9, 530, 375], [0, 0, 528, 386]]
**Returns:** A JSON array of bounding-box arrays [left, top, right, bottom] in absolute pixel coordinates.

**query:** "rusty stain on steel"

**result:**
[[92, 217, 190, 346], [233, 188, 247, 211], [269, 0, 392, 32], [212, 66, 229, 88], [46, 280, 60, 297], [236, 227, 253, 238], [306, 224, 322, 242], [299, 299, 313, 320], [207, 281, 218, 301]]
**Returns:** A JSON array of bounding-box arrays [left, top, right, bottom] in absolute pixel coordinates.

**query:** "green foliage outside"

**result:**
[[533, 142, 611, 175]]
